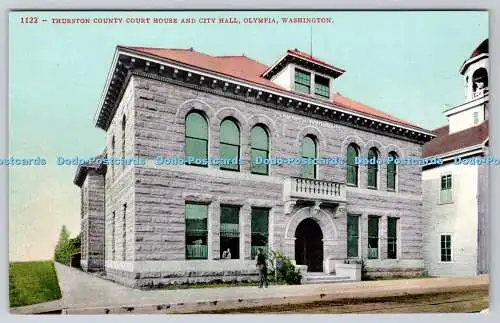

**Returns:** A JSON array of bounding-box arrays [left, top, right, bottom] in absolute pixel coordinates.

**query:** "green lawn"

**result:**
[[9, 261, 62, 308]]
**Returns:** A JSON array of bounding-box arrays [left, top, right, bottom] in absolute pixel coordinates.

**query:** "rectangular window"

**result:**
[[387, 217, 398, 259], [314, 75, 330, 98], [347, 215, 359, 258], [440, 174, 453, 203], [368, 216, 379, 259], [185, 203, 208, 259], [294, 69, 311, 94], [220, 205, 240, 259], [251, 208, 269, 259], [440, 235, 452, 262], [473, 111, 479, 125]]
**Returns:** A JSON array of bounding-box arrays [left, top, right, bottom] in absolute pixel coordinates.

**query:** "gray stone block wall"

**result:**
[[104, 79, 137, 265], [477, 163, 489, 274], [81, 170, 106, 272]]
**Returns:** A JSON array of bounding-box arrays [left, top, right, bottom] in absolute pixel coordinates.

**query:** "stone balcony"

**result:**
[[283, 177, 346, 214]]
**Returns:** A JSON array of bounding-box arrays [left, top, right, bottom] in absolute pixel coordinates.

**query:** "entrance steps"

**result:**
[[302, 272, 354, 284]]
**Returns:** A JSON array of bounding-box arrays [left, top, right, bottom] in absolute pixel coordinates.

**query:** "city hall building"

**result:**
[[422, 39, 489, 276], [74, 45, 435, 287]]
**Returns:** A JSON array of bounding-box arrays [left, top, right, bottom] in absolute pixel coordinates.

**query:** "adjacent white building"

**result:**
[[422, 39, 489, 276]]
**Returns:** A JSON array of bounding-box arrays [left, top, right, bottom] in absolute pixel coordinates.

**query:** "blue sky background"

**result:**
[[8, 11, 488, 261]]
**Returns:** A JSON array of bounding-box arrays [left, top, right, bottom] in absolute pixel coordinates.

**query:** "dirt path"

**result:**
[[196, 286, 489, 314]]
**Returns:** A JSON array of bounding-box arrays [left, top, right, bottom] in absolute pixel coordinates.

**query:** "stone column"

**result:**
[[241, 204, 252, 260], [360, 214, 368, 259], [208, 202, 220, 260], [283, 237, 295, 260], [379, 216, 388, 260]]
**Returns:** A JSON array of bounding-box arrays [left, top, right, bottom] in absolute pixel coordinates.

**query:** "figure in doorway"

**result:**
[[222, 248, 232, 259]]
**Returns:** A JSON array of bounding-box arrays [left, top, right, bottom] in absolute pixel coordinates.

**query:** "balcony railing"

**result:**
[[283, 177, 346, 203], [473, 88, 489, 98]]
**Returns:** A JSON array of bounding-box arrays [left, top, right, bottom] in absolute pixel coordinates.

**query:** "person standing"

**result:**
[[255, 248, 268, 288]]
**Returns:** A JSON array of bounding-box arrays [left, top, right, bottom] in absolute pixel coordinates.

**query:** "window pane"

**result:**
[[387, 217, 397, 259], [251, 149, 269, 175], [368, 168, 377, 187], [368, 217, 379, 237], [185, 203, 208, 260], [314, 75, 330, 98], [186, 112, 208, 139], [347, 145, 357, 164], [251, 208, 269, 259], [388, 217, 397, 238], [220, 144, 239, 171], [295, 69, 311, 85], [251, 126, 269, 150], [302, 136, 316, 158], [185, 137, 208, 166], [220, 119, 240, 145], [295, 83, 310, 94], [220, 206, 240, 259], [302, 164, 315, 179], [347, 215, 359, 258], [347, 165, 358, 185], [347, 145, 358, 185]]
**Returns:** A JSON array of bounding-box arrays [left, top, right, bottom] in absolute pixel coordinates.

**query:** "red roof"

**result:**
[[470, 39, 488, 59], [423, 121, 488, 157], [287, 48, 345, 72], [123, 46, 423, 130]]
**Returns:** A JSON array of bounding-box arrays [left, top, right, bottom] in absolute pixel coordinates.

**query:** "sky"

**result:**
[[8, 11, 488, 261]]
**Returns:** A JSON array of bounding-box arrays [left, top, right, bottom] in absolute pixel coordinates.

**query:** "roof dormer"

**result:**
[[262, 49, 345, 101]]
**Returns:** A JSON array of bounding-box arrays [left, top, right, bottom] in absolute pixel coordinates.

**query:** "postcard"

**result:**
[[8, 10, 489, 314]]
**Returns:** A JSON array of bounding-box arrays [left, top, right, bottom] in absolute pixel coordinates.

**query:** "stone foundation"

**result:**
[[366, 267, 426, 278]]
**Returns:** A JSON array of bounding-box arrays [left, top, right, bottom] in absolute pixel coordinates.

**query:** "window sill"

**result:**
[[387, 188, 396, 192], [367, 186, 378, 190], [438, 201, 454, 205], [346, 183, 358, 187], [220, 167, 240, 172], [251, 172, 269, 176]]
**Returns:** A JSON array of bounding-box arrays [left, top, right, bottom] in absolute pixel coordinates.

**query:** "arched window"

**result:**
[[346, 144, 359, 186], [472, 67, 488, 92], [301, 135, 317, 179], [387, 151, 398, 191], [250, 125, 270, 175], [121, 115, 126, 168], [367, 147, 379, 189], [185, 111, 208, 167], [220, 119, 240, 171]]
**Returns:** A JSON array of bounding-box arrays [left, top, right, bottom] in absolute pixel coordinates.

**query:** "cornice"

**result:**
[[95, 49, 435, 144]]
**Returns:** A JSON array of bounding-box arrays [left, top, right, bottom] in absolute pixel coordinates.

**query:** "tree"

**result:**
[[54, 225, 71, 265]]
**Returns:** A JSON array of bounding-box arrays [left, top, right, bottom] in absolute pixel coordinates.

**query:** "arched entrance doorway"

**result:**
[[294, 218, 324, 272]]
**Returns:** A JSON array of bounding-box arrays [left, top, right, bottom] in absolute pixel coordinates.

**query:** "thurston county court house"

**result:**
[[74, 44, 455, 288]]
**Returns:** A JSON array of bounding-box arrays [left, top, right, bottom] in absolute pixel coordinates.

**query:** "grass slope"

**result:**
[[9, 261, 62, 308]]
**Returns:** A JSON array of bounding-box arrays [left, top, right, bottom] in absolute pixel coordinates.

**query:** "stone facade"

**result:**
[[82, 75, 426, 287], [75, 47, 436, 288]]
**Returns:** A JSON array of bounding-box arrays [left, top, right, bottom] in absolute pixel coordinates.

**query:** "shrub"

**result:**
[[268, 250, 302, 285]]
